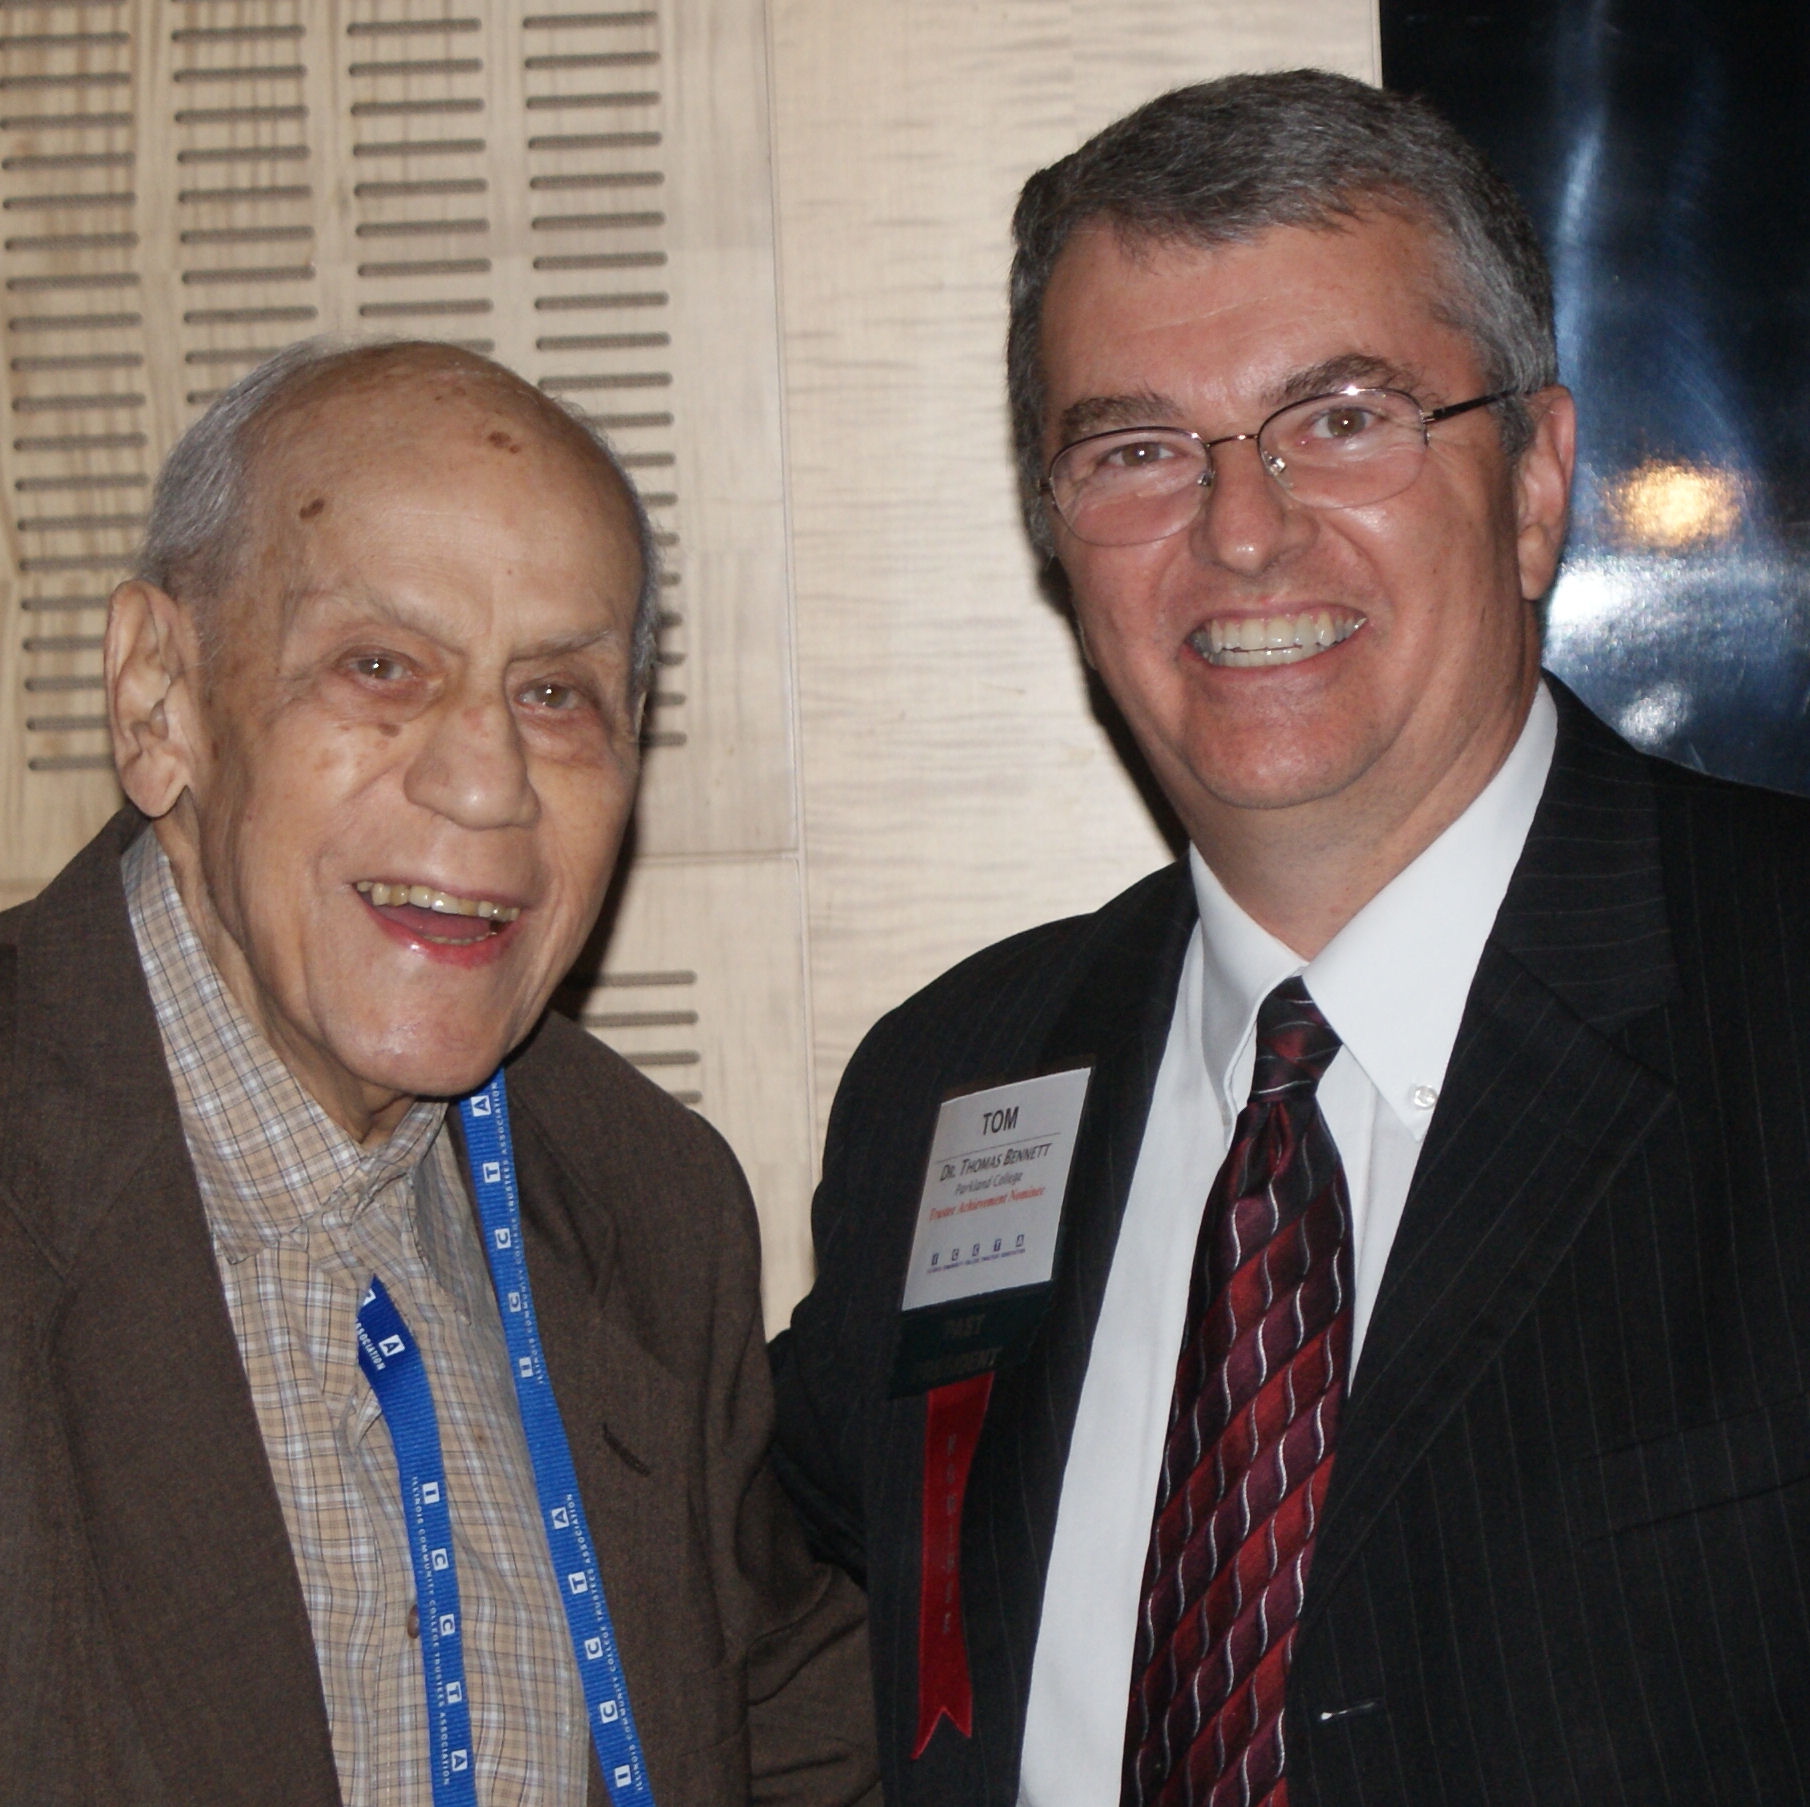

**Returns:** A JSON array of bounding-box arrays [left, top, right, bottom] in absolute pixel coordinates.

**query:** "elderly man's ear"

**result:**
[[105, 580, 208, 820]]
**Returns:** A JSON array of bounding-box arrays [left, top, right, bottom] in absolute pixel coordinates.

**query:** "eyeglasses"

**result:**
[[1043, 386, 1519, 547]]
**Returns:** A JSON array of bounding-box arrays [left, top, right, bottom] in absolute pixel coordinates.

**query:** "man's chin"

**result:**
[[1162, 746, 1377, 823], [345, 1030, 526, 1111], [298, 979, 562, 1132]]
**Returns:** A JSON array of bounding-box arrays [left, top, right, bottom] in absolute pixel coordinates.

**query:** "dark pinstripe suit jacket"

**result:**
[[770, 680, 1810, 1804]]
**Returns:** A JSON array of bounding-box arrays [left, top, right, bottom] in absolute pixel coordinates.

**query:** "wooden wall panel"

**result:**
[[770, 0, 1379, 1128], [559, 852, 815, 1325]]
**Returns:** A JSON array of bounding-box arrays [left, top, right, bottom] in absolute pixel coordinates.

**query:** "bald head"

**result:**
[[137, 339, 661, 693]]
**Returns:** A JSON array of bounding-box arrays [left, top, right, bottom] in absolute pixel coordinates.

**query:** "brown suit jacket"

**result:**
[[0, 813, 877, 1807]]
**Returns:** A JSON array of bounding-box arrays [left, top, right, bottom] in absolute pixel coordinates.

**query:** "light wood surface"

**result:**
[[0, 0, 1376, 1325], [771, 0, 1377, 1147], [560, 849, 815, 1329]]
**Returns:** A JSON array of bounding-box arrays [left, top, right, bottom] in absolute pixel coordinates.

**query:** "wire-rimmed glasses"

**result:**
[[1043, 386, 1519, 547]]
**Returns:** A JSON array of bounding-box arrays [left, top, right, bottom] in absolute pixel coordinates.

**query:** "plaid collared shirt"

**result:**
[[124, 831, 589, 1806]]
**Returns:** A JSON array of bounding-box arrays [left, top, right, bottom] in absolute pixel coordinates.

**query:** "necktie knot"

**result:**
[[1251, 976, 1341, 1097]]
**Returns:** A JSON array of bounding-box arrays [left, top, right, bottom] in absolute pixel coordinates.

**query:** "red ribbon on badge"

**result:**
[[912, 1370, 995, 1757]]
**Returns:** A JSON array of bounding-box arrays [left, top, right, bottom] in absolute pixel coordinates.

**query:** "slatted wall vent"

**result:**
[[4, 0, 134, 771], [562, 965, 702, 1105], [521, 4, 682, 751], [4, 0, 684, 777]]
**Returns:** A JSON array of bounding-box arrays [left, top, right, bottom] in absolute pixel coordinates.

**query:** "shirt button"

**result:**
[[1411, 1085, 1439, 1110], [407, 1603, 420, 1640]]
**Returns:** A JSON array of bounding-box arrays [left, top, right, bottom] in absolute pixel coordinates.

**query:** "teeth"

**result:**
[[1188, 609, 1361, 668], [355, 879, 521, 923]]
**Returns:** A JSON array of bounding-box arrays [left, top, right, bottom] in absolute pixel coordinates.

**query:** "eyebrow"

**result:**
[[512, 624, 623, 662], [1053, 352, 1430, 452], [1056, 390, 1177, 446], [1264, 353, 1424, 409], [282, 587, 626, 661]]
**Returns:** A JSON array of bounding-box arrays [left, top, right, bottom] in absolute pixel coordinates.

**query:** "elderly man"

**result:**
[[0, 341, 877, 1806], [771, 70, 1810, 1807]]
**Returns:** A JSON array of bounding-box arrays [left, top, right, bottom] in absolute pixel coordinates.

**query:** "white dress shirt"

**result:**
[[1015, 685, 1557, 1805]]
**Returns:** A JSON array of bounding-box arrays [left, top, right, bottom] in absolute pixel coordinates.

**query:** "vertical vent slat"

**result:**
[[2, 4, 140, 788]]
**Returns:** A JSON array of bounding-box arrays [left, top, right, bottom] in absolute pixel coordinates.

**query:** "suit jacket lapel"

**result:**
[[959, 863, 1197, 1789], [1, 817, 340, 1806], [1302, 682, 1681, 1628]]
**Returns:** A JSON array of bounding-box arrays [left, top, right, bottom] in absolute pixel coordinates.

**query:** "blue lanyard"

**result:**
[[358, 1072, 654, 1807], [356, 1277, 479, 1807], [459, 1070, 654, 1806]]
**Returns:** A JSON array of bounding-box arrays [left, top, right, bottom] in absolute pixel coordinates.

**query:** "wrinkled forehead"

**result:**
[[1039, 206, 1480, 415], [195, 374, 640, 666], [224, 372, 635, 619], [260, 364, 619, 508]]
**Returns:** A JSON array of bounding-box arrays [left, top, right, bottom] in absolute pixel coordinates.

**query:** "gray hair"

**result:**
[[1007, 69, 1559, 552], [135, 336, 663, 693]]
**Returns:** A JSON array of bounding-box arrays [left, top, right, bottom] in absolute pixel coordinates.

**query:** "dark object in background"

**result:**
[[1384, 0, 1810, 792]]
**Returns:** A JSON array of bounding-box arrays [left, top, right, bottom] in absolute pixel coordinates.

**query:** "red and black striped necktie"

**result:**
[[1123, 976, 1353, 1807]]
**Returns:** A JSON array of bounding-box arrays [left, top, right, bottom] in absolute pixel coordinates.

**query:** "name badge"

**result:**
[[890, 1068, 1091, 1395]]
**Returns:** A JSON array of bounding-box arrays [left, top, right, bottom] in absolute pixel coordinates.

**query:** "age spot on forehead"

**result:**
[[487, 428, 522, 454], [298, 496, 326, 521]]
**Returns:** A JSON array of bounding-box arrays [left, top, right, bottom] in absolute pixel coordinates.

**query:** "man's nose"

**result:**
[[1187, 435, 1311, 574], [404, 685, 539, 831]]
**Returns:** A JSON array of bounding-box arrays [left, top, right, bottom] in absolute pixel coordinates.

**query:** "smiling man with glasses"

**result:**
[[771, 68, 1810, 1807]]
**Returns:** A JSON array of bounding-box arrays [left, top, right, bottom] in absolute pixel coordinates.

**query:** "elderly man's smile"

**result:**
[[1186, 607, 1364, 668], [95, 343, 651, 1138], [354, 879, 525, 948]]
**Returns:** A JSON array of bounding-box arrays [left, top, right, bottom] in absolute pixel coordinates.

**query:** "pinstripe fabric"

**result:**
[[771, 677, 1810, 1806], [122, 833, 589, 1807]]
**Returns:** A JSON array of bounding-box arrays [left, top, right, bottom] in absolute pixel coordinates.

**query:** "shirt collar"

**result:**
[[1192, 681, 1557, 1137], [123, 829, 447, 1262]]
